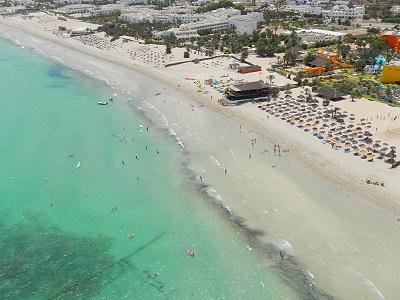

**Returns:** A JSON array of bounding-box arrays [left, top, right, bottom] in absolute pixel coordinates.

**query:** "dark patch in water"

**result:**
[[0, 213, 168, 299], [47, 64, 70, 80], [131, 99, 334, 298], [182, 160, 335, 300]]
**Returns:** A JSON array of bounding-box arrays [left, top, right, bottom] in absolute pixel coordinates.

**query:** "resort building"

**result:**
[[154, 27, 200, 39], [59, 4, 94, 14], [296, 29, 346, 44], [285, 3, 365, 19], [119, 12, 202, 24], [323, 5, 365, 19], [154, 9, 262, 39], [90, 4, 123, 16], [117, 0, 148, 5], [119, 5, 202, 24], [54, 0, 95, 5], [225, 80, 271, 102], [179, 19, 230, 32], [228, 12, 264, 35]]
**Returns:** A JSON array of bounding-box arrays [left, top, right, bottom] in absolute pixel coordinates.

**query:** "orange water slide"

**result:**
[[382, 33, 400, 54], [305, 66, 326, 74]]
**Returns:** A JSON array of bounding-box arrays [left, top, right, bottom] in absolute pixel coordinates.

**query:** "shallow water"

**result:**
[[3, 24, 400, 300], [0, 38, 296, 299]]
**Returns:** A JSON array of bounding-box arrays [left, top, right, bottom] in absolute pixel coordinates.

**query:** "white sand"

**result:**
[[2, 12, 400, 299]]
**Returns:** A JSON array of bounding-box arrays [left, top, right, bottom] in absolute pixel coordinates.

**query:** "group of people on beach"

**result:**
[[365, 179, 385, 187]]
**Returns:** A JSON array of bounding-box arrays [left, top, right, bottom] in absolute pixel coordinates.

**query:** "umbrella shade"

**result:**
[[386, 158, 396, 164], [364, 137, 373, 144]]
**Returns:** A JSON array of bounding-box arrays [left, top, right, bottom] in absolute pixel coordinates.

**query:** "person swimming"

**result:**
[[279, 250, 285, 260], [186, 250, 195, 257]]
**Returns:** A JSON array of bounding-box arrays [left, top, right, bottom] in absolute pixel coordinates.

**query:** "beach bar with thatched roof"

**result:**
[[225, 80, 271, 102], [314, 87, 347, 101]]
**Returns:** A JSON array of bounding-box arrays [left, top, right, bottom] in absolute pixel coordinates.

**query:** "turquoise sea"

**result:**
[[0, 38, 295, 299]]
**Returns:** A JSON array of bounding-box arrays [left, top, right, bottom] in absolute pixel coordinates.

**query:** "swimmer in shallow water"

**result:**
[[279, 250, 285, 260]]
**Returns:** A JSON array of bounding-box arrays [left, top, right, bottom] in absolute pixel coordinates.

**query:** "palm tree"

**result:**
[[165, 43, 172, 54], [294, 71, 304, 86], [338, 44, 351, 59], [268, 74, 275, 85], [240, 47, 249, 62], [354, 59, 366, 72], [350, 91, 361, 102]]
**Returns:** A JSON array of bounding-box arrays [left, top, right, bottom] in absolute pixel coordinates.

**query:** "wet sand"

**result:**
[[1, 16, 400, 299]]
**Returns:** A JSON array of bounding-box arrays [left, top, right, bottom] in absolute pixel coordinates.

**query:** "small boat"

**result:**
[[97, 101, 108, 105], [76, 162, 81, 169]]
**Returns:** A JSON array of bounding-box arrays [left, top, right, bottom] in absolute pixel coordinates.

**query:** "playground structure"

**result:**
[[382, 31, 400, 54], [315, 50, 353, 68], [382, 65, 400, 83], [303, 49, 353, 75], [306, 66, 326, 75]]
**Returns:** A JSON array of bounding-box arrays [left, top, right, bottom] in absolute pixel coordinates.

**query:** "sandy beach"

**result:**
[[2, 12, 400, 299]]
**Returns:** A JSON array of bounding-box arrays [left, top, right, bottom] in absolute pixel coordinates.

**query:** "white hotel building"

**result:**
[[323, 5, 365, 19], [153, 9, 264, 39], [295, 28, 346, 43], [286, 4, 365, 19]]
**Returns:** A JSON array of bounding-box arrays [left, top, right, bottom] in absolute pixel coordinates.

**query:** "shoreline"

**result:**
[[2, 15, 400, 299], [0, 22, 332, 299], [1, 17, 398, 211]]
